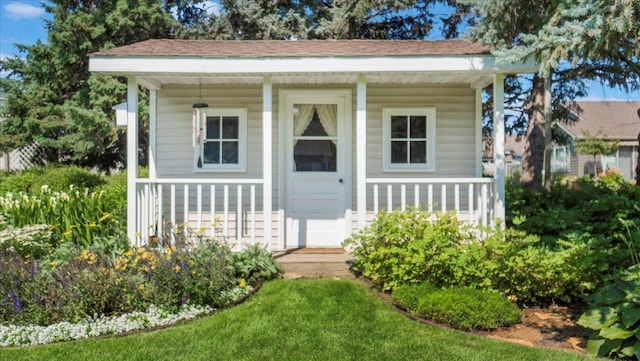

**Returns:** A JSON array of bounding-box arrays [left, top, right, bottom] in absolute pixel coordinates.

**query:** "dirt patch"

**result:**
[[357, 279, 588, 354], [477, 305, 587, 353]]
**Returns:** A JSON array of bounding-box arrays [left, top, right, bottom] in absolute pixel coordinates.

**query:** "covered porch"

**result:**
[[89, 40, 535, 251]]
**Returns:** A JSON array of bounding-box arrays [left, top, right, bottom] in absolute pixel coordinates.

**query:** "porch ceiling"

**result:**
[[135, 72, 494, 89]]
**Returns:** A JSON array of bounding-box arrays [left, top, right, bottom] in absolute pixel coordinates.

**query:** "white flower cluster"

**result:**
[[0, 304, 214, 347], [0, 224, 51, 253]]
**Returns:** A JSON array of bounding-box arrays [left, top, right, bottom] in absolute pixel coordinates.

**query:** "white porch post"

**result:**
[[148, 90, 157, 179], [126, 77, 139, 245], [357, 74, 367, 229], [493, 73, 506, 222], [262, 76, 273, 250], [475, 87, 483, 177]]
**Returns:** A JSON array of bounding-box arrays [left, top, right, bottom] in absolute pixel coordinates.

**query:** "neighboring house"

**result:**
[[557, 101, 640, 180], [89, 39, 535, 250]]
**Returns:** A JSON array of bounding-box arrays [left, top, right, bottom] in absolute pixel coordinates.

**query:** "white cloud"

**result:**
[[4, 2, 44, 20], [203, 1, 220, 16]]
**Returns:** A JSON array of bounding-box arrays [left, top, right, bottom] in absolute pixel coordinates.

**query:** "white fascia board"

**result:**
[[89, 55, 538, 76]]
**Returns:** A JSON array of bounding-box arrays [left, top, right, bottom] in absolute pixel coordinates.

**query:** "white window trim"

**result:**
[[194, 108, 248, 173], [382, 107, 437, 172], [550, 144, 570, 173]]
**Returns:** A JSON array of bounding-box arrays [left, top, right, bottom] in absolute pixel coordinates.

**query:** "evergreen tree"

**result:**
[[0, 0, 174, 171], [460, 0, 638, 190]]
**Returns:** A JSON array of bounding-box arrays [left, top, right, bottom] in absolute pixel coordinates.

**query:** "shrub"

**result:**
[[231, 244, 283, 285], [391, 281, 435, 312], [392, 284, 521, 331], [0, 166, 105, 194], [577, 267, 640, 359], [344, 209, 473, 291]]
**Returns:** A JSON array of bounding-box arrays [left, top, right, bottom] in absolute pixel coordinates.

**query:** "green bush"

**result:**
[[392, 284, 521, 331], [344, 209, 473, 291], [345, 209, 588, 304], [577, 267, 640, 360], [0, 166, 105, 194], [391, 281, 435, 312]]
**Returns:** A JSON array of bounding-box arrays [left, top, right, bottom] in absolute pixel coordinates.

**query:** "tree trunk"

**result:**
[[519, 74, 546, 191]]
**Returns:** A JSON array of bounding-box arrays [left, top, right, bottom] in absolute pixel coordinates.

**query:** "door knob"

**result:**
[[339, 179, 343, 183]]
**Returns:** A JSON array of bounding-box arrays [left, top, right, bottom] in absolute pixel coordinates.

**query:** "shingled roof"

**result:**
[[91, 39, 491, 58], [563, 101, 640, 141]]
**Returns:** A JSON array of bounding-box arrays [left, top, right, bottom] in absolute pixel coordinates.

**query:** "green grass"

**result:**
[[0, 280, 593, 361]]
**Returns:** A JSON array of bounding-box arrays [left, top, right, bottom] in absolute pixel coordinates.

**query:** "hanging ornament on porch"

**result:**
[[192, 78, 209, 168]]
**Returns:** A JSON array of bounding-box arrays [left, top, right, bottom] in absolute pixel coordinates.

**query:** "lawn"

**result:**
[[0, 280, 594, 361]]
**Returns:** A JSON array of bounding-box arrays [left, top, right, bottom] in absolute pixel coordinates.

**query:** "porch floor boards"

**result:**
[[273, 249, 354, 279]]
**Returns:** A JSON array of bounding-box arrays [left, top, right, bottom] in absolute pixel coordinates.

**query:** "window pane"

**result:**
[[410, 116, 426, 138], [203, 142, 219, 164], [410, 141, 426, 163], [221, 142, 239, 164], [206, 117, 220, 139], [293, 139, 337, 172], [222, 116, 239, 139], [391, 141, 407, 163], [391, 116, 407, 138]]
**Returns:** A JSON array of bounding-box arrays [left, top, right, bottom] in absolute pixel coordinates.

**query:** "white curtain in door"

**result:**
[[293, 104, 316, 145], [315, 104, 338, 144]]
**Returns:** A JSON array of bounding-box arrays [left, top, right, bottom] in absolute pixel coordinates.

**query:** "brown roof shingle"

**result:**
[[563, 101, 640, 141], [91, 39, 491, 58]]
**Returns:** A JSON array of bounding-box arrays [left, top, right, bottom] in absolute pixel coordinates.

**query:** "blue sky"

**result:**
[[1, 0, 638, 101]]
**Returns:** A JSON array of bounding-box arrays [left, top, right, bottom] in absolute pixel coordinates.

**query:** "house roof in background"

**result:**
[[91, 39, 491, 58], [562, 101, 640, 141]]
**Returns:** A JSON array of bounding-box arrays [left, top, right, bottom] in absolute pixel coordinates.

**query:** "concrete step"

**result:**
[[273, 251, 354, 279]]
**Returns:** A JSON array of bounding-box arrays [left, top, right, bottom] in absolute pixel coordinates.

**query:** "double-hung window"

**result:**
[[195, 108, 247, 172], [383, 107, 436, 171]]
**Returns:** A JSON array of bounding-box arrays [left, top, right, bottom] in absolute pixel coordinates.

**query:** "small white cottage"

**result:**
[[89, 39, 535, 251]]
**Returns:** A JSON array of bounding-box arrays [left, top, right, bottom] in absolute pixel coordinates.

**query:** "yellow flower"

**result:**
[[50, 260, 58, 269], [239, 278, 246, 287], [63, 231, 72, 237], [89, 222, 96, 228], [138, 284, 145, 291], [174, 265, 181, 273], [98, 213, 110, 222], [137, 247, 145, 255], [135, 231, 141, 238]]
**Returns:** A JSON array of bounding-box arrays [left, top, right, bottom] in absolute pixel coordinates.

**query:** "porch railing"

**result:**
[[365, 178, 496, 226], [134, 178, 263, 249]]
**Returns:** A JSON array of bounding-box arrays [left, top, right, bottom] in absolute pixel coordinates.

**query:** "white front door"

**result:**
[[283, 90, 352, 248]]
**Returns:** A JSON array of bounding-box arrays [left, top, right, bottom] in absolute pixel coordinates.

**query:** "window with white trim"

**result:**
[[383, 108, 436, 171], [195, 108, 247, 172]]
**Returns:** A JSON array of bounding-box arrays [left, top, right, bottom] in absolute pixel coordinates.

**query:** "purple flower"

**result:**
[[9, 290, 22, 314]]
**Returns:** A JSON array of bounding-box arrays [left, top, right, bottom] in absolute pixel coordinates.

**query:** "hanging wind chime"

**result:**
[[192, 79, 208, 168]]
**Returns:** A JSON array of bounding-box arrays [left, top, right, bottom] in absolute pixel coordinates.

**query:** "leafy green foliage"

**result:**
[[578, 270, 640, 360], [0, 0, 174, 171], [0, 166, 105, 194], [392, 283, 521, 331], [346, 209, 587, 304], [231, 244, 283, 285]]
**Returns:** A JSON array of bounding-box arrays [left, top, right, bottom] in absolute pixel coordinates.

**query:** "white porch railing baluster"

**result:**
[[197, 185, 202, 230], [223, 185, 229, 237], [158, 184, 163, 241], [170, 184, 176, 244], [237, 185, 242, 251], [400, 184, 406, 211], [414, 184, 420, 207], [468, 184, 474, 224], [136, 188, 142, 247], [428, 184, 433, 212], [373, 184, 379, 214], [210, 185, 215, 236], [441, 184, 446, 212], [481, 183, 488, 227], [183, 184, 189, 235], [454, 184, 460, 214], [250, 185, 256, 245], [387, 184, 392, 212]]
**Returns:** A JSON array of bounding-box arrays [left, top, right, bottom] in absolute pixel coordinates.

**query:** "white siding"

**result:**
[[153, 82, 479, 248]]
